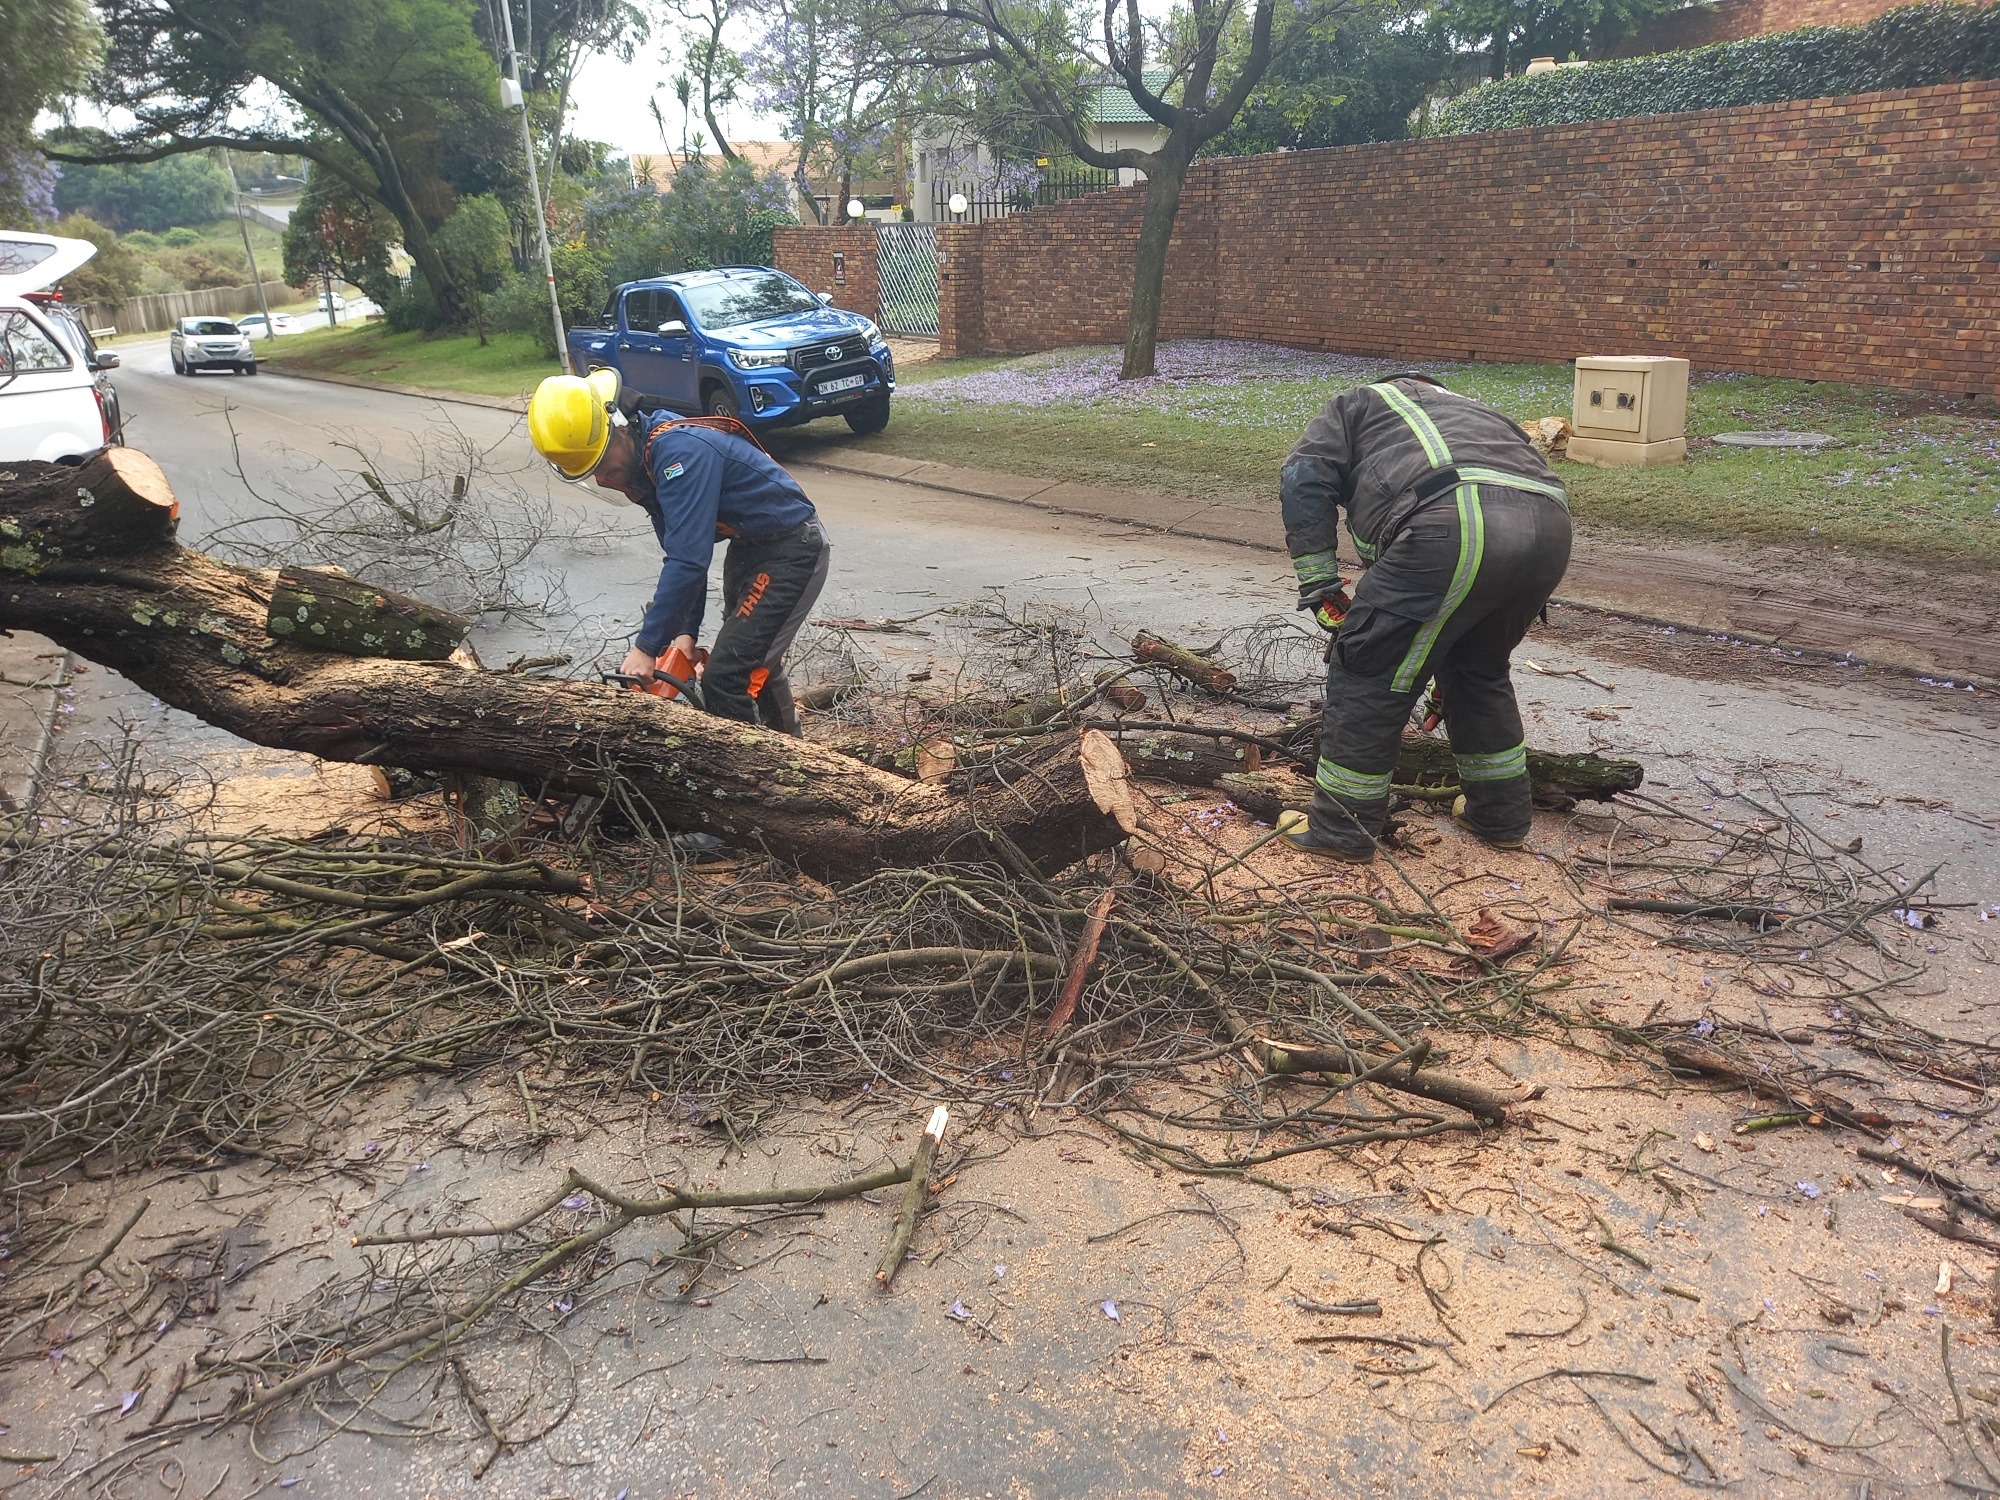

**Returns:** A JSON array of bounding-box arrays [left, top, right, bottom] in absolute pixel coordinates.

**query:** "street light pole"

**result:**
[[496, 0, 567, 368], [220, 149, 276, 342]]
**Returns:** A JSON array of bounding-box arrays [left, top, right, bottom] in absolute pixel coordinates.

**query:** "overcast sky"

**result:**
[[566, 35, 784, 162]]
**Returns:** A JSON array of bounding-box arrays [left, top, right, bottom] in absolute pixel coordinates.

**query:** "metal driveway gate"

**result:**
[[874, 222, 938, 338]]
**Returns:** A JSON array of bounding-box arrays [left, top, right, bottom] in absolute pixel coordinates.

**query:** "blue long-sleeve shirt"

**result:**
[[630, 412, 817, 655]]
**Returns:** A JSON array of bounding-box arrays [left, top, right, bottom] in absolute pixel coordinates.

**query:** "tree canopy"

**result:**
[[46, 128, 234, 232], [1207, 7, 1458, 153], [1441, 0, 1681, 77], [49, 0, 521, 322], [0, 0, 103, 223]]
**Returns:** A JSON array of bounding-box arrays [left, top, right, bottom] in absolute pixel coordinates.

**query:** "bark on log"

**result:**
[[1221, 737, 1644, 823], [0, 451, 1134, 878], [1132, 631, 1236, 696], [1103, 729, 1259, 785], [267, 567, 470, 660], [1390, 734, 1643, 800]]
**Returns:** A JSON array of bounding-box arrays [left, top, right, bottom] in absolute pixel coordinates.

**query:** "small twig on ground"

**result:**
[[1586, 1201, 1654, 1271], [877, 1106, 949, 1290], [1481, 1366, 1656, 1414], [1044, 889, 1116, 1038]]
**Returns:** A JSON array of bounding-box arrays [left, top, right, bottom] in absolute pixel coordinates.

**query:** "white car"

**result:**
[[170, 316, 257, 375], [0, 231, 122, 462], [237, 312, 296, 337]]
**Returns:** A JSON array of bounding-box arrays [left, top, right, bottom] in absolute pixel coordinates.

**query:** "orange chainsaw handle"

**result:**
[[607, 645, 707, 707]]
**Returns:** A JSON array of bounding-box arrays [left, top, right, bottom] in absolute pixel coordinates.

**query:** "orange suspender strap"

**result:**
[[645, 413, 772, 455]]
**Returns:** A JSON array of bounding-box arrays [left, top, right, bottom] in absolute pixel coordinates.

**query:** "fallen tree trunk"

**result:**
[[1220, 736, 1643, 822], [1389, 734, 1643, 800], [0, 451, 1134, 877]]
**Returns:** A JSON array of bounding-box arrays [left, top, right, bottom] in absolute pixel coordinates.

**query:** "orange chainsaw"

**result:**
[[605, 643, 706, 709]]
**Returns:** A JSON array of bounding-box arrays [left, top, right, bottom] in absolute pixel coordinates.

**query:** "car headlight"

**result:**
[[860, 319, 884, 345], [728, 349, 789, 370]]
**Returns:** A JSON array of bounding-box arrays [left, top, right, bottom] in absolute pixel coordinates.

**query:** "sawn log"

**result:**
[[0, 450, 1135, 877], [1221, 736, 1643, 822]]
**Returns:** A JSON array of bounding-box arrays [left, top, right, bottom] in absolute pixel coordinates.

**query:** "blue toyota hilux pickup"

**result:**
[[566, 264, 895, 435]]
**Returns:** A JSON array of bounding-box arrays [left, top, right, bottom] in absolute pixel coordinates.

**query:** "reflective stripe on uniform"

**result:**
[[1364, 387, 1468, 692], [1292, 546, 1342, 589], [1315, 758, 1393, 803], [1455, 464, 1568, 509], [1370, 382, 1452, 468], [1366, 383, 1488, 695], [1390, 479, 1485, 693], [1455, 743, 1529, 782]]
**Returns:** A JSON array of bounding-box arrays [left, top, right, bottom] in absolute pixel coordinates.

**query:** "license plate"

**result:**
[[819, 373, 865, 395]]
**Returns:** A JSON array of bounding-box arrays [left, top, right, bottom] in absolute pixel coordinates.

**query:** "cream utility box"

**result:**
[[1567, 355, 1689, 467]]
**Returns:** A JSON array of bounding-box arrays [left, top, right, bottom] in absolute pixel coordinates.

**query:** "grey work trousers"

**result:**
[[1309, 485, 1572, 849], [704, 519, 830, 733]]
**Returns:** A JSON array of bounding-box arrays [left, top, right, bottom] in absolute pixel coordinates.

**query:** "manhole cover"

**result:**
[[1713, 430, 1835, 449]]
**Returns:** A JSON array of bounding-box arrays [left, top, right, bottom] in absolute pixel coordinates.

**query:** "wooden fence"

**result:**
[[76, 280, 300, 337]]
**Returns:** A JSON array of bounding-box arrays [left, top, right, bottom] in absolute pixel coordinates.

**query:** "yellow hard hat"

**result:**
[[527, 367, 623, 481]]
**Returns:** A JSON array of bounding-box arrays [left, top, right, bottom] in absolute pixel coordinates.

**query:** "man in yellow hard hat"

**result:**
[[527, 369, 828, 733]]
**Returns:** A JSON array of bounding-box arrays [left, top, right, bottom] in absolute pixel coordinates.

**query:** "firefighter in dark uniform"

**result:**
[[1277, 375, 1572, 862], [528, 369, 829, 733]]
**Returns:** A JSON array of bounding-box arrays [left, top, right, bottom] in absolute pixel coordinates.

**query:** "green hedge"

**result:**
[[1431, 2, 2000, 134]]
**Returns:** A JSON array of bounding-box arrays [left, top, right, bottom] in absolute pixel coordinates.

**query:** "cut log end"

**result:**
[[1079, 729, 1140, 835], [99, 448, 178, 519]]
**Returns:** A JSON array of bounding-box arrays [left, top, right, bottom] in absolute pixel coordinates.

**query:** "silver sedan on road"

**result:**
[[169, 316, 257, 376]]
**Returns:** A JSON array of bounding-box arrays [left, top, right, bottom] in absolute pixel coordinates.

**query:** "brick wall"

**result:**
[[1605, 0, 1993, 57], [938, 187, 1222, 353], [936, 224, 985, 357], [772, 224, 880, 321], [780, 81, 1995, 397]]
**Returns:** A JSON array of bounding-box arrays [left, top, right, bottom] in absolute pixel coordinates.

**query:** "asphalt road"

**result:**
[[12, 341, 2000, 1499]]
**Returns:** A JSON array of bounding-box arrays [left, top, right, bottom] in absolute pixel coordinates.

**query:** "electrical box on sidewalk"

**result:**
[[1568, 355, 1689, 467]]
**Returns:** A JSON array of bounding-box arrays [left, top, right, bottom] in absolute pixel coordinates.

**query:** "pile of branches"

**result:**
[[1, 707, 1963, 1483]]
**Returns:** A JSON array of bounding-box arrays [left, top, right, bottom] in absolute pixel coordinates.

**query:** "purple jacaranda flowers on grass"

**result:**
[[903, 340, 1448, 426]]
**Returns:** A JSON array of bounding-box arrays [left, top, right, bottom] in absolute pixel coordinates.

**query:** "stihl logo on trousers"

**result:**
[[735, 572, 771, 618]]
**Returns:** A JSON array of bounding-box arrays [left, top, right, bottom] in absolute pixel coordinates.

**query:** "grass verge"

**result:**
[[256, 323, 564, 399], [872, 349, 2000, 571]]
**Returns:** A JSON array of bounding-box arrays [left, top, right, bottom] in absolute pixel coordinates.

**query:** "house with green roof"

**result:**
[[1082, 71, 1172, 174], [911, 72, 1171, 220]]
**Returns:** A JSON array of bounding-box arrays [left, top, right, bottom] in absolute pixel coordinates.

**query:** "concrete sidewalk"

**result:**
[[0, 632, 69, 812]]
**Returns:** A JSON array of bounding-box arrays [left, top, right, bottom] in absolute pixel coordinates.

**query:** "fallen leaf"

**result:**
[[1694, 1133, 1718, 1153], [1465, 909, 1535, 960]]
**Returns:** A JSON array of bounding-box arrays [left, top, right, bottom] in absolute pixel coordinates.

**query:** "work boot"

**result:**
[[1276, 810, 1375, 863], [1451, 794, 1527, 850]]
